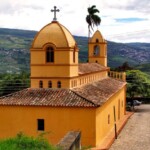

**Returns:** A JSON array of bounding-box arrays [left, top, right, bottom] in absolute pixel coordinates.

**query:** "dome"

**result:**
[[90, 30, 106, 43], [31, 21, 76, 48]]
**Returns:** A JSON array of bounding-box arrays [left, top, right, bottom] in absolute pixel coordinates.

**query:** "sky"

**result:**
[[0, 0, 150, 43]]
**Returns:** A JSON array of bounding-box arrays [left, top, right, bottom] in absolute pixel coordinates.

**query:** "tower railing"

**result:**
[[108, 71, 126, 81]]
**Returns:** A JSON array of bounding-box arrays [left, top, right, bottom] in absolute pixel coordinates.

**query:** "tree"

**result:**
[[114, 62, 133, 72], [126, 70, 150, 98], [0, 72, 30, 96], [86, 5, 101, 40]]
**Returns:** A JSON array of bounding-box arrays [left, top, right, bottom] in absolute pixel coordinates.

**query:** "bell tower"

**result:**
[[30, 21, 79, 89], [88, 30, 107, 66]]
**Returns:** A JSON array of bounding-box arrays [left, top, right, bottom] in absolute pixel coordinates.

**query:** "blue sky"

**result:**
[[115, 18, 147, 23], [0, 0, 150, 43]]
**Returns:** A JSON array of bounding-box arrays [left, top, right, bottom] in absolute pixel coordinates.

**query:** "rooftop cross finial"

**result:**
[[51, 6, 60, 21]]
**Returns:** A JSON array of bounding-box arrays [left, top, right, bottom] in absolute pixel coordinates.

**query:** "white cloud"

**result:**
[[0, 0, 150, 42]]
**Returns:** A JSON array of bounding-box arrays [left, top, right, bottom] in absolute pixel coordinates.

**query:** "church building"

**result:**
[[0, 8, 126, 148]]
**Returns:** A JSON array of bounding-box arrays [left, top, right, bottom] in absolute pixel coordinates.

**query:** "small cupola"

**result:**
[[88, 30, 107, 66]]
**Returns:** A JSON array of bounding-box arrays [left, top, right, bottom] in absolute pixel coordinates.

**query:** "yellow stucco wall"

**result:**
[[90, 30, 106, 43], [31, 65, 78, 77], [88, 57, 107, 66], [30, 71, 108, 88], [88, 44, 107, 57], [88, 42, 107, 66], [30, 78, 70, 88], [30, 45, 79, 88], [31, 50, 78, 65], [0, 106, 96, 146], [95, 86, 126, 146], [0, 85, 126, 147]]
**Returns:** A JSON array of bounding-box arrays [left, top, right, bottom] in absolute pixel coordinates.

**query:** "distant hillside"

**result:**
[[0, 28, 36, 38], [135, 63, 150, 75], [0, 27, 150, 73]]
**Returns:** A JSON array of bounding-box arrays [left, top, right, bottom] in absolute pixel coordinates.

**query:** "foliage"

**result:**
[[0, 72, 30, 96], [135, 63, 150, 75], [86, 5, 101, 38], [0, 132, 60, 150], [113, 62, 150, 98], [126, 70, 150, 98], [113, 62, 133, 71]]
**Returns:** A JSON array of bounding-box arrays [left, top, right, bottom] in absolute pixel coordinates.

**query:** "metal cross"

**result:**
[[51, 6, 60, 21]]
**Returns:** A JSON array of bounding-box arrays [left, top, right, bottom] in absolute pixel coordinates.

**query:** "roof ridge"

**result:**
[[56, 22, 69, 47], [70, 89, 99, 107]]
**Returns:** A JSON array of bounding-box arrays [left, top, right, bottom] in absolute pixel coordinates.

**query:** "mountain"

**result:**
[[134, 63, 150, 75], [0, 28, 150, 73]]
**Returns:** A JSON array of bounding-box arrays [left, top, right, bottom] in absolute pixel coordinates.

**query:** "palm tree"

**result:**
[[86, 5, 101, 40]]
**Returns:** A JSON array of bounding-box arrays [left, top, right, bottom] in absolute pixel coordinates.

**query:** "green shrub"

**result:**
[[0, 132, 60, 150]]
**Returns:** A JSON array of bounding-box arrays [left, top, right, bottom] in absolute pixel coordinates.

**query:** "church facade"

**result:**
[[0, 19, 126, 147]]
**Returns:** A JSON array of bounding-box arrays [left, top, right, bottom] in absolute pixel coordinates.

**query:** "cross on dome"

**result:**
[[51, 6, 60, 21]]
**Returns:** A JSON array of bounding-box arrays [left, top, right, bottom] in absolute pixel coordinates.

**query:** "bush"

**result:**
[[0, 132, 60, 150]]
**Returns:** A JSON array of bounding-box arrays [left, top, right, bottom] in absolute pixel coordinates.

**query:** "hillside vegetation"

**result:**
[[0, 28, 150, 73], [126, 70, 150, 98], [135, 63, 150, 75]]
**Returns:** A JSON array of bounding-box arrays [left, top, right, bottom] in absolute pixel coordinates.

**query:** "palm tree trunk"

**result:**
[[88, 26, 90, 42]]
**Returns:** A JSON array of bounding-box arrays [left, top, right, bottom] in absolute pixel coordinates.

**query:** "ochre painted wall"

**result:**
[[88, 44, 107, 57], [95, 86, 126, 146], [88, 30, 107, 66], [88, 44, 107, 66], [0, 86, 126, 147], [30, 78, 70, 88], [30, 47, 79, 88], [30, 71, 108, 89], [30, 49, 78, 65], [0, 85, 126, 147], [31, 65, 78, 77], [88, 56, 107, 66], [0, 106, 96, 147]]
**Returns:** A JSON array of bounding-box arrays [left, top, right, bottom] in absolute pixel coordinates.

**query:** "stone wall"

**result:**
[[57, 131, 81, 150]]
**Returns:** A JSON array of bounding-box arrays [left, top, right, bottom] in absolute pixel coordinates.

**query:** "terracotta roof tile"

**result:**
[[0, 88, 96, 107], [79, 63, 109, 75], [0, 78, 126, 107], [72, 77, 126, 106]]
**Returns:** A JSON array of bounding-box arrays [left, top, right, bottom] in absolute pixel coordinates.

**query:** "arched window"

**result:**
[[48, 81, 52, 88], [96, 39, 99, 43], [93, 45, 100, 56], [57, 81, 61, 88], [46, 47, 54, 62], [39, 80, 43, 88]]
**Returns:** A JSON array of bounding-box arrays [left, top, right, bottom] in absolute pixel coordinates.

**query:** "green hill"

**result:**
[[0, 27, 150, 73], [135, 63, 150, 75]]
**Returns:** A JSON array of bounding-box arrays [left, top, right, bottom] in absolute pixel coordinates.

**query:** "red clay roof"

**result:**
[[72, 78, 126, 106], [79, 63, 109, 75], [0, 78, 126, 107], [0, 88, 96, 107]]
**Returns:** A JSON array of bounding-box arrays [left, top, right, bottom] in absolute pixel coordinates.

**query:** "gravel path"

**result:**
[[109, 104, 150, 150]]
